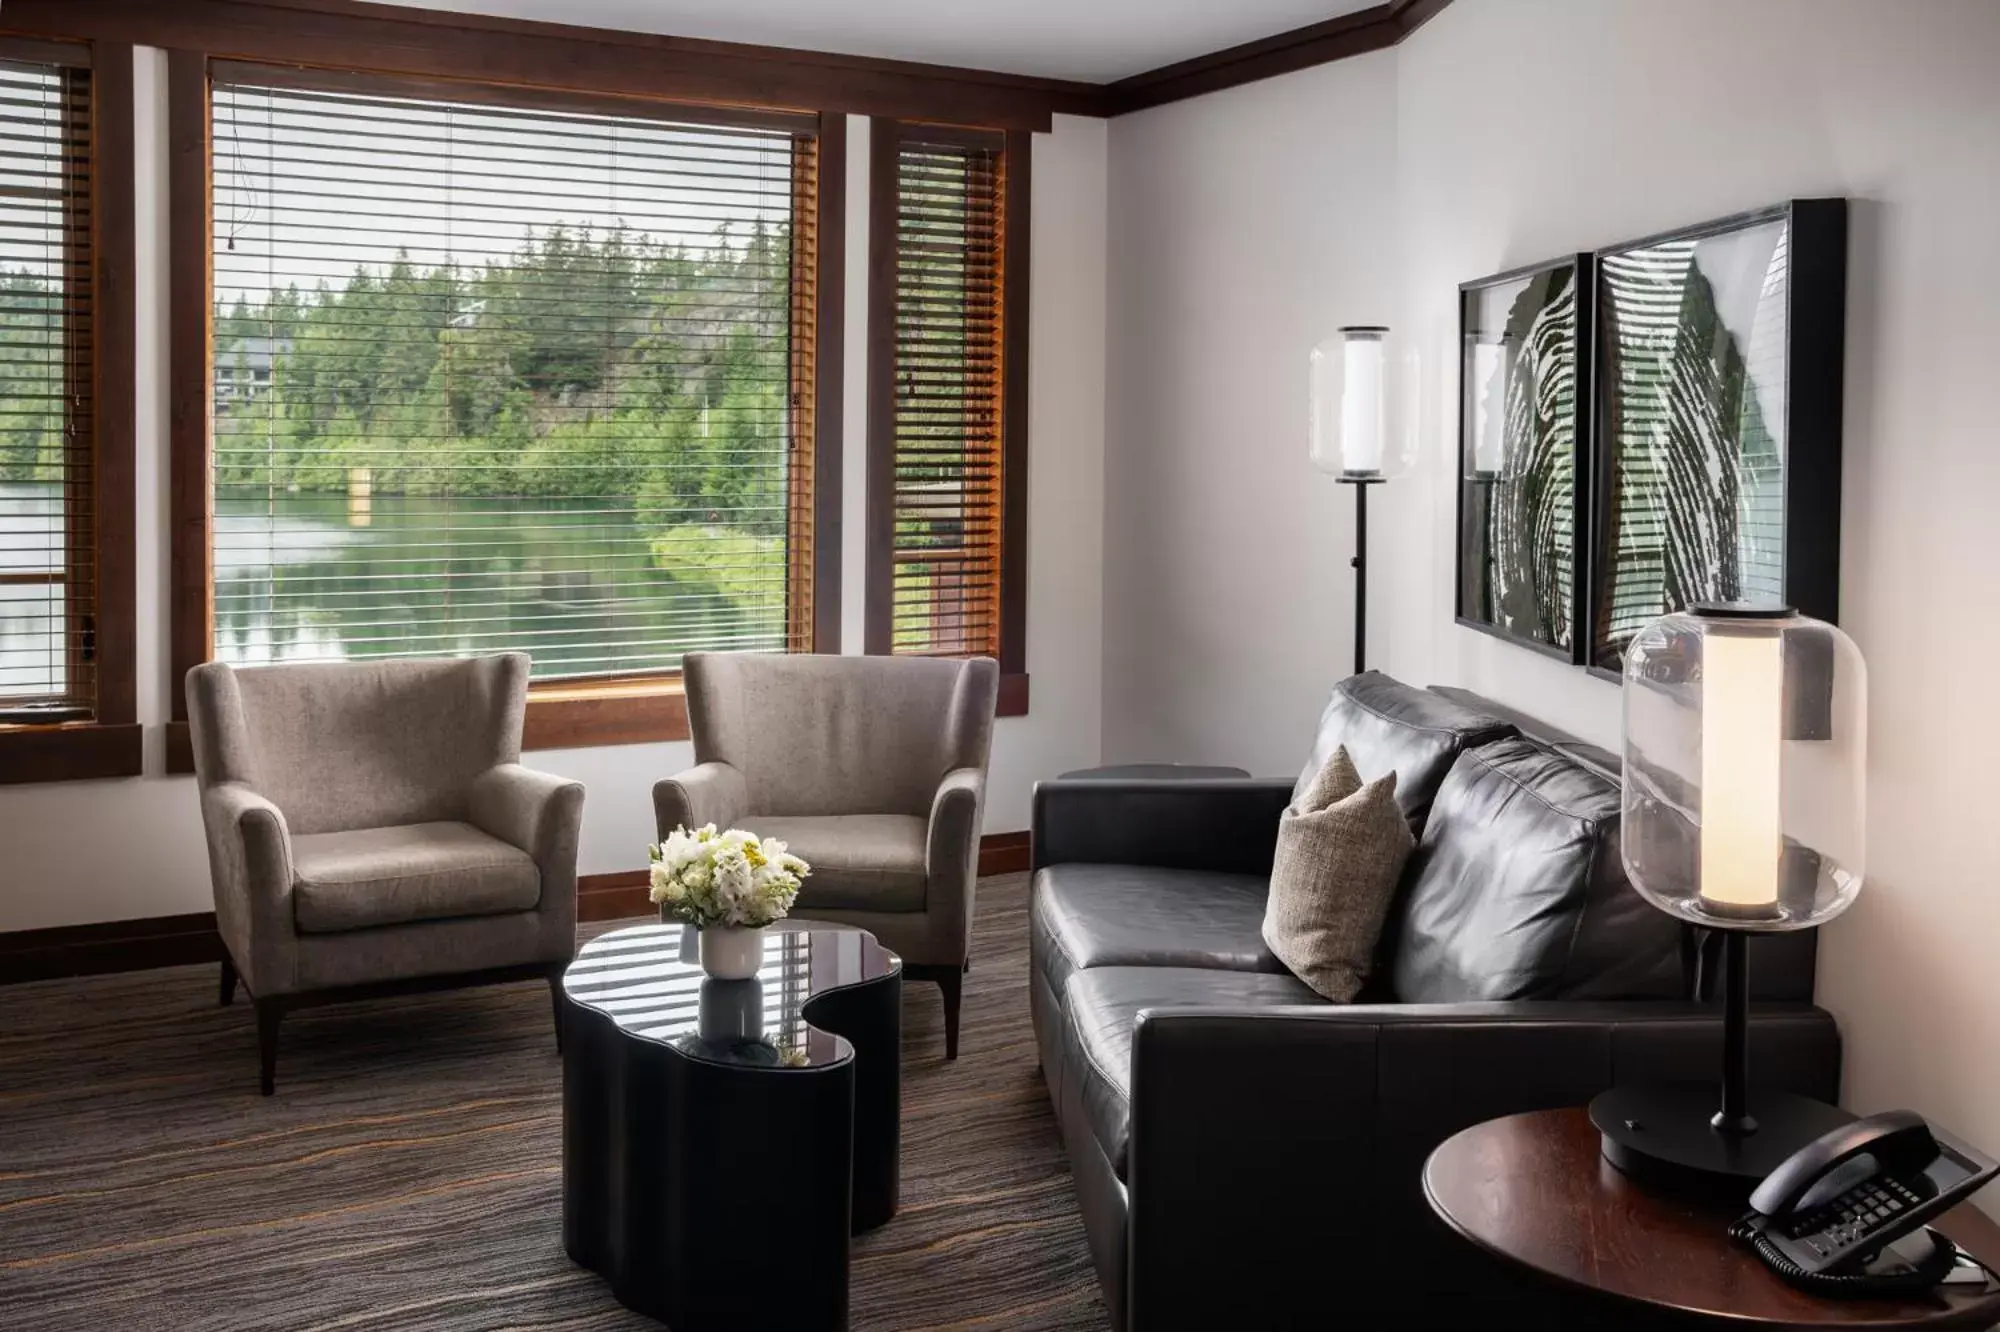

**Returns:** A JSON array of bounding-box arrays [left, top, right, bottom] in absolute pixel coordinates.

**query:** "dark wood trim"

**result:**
[[0, 723, 144, 785], [997, 129, 1031, 678], [207, 58, 822, 132], [862, 117, 900, 657], [165, 719, 195, 775], [1103, 0, 1453, 114], [166, 49, 211, 725], [977, 830, 1031, 876], [577, 870, 652, 925], [0, 909, 218, 986], [997, 672, 1030, 718], [4, 0, 1461, 123], [4, 831, 1033, 983], [92, 42, 139, 729], [811, 111, 847, 654], [865, 120, 1029, 686], [522, 680, 692, 752], [0, 34, 93, 65], [0, 0, 1094, 131]]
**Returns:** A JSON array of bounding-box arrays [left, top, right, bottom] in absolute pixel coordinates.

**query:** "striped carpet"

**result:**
[[0, 873, 1111, 1331]]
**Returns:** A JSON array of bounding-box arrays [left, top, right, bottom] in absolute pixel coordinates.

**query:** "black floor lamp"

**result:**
[[1310, 325, 1406, 675]]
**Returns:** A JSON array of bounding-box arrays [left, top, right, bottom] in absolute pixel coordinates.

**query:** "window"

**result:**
[[205, 70, 827, 687], [0, 50, 94, 722], [866, 122, 1026, 674]]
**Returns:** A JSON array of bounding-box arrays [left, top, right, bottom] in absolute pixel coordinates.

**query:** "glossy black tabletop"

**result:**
[[562, 923, 900, 1071]]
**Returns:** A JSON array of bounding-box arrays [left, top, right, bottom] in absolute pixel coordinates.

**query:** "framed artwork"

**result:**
[[1588, 199, 1848, 678], [1455, 254, 1592, 661]]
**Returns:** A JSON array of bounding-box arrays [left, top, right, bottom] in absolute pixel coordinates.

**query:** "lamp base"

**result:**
[[1591, 1083, 1852, 1195]]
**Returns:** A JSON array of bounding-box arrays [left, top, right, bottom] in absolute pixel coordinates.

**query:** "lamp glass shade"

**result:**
[[1621, 606, 1867, 932], [1309, 326, 1410, 480]]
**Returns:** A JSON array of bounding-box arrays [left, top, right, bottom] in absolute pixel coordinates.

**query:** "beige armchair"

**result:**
[[656, 652, 999, 1058], [187, 654, 584, 1095]]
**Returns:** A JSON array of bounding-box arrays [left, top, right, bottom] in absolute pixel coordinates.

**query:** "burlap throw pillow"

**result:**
[[1262, 745, 1415, 1002]]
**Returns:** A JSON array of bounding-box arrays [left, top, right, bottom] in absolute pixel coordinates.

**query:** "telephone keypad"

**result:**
[[1785, 1179, 1925, 1259]]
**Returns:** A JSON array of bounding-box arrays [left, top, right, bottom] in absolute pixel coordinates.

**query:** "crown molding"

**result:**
[[4, 0, 1460, 124]]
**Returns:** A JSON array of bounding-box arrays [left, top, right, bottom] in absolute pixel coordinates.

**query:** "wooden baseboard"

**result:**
[[0, 911, 224, 985], [2, 831, 1033, 983], [978, 830, 1031, 876]]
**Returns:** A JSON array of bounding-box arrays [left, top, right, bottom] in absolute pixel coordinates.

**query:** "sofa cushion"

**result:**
[[1263, 748, 1414, 1002], [1296, 671, 1515, 834], [1061, 966, 1326, 1181], [743, 814, 928, 913], [1032, 864, 1283, 1007], [292, 821, 540, 934], [1386, 737, 1683, 1002]]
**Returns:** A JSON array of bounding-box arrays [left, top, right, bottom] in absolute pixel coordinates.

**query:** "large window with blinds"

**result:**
[[866, 122, 1025, 669], [207, 71, 823, 683], [0, 49, 94, 722]]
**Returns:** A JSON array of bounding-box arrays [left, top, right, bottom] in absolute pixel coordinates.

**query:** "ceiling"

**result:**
[[365, 0, 1382, 85]]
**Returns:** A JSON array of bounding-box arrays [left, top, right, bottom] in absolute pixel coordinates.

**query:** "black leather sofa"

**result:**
[[1029, 673, 1841, 1330]]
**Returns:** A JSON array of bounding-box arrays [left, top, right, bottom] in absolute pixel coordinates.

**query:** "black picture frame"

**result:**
[[1586, 198, 1847, 681], [1454, 253, 1594, 663]]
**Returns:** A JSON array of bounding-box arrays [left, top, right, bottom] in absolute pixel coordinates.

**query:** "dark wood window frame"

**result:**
[[865, 120, 1029, 717], [162, 55, 848, 766], [0, 36, 139, 785]]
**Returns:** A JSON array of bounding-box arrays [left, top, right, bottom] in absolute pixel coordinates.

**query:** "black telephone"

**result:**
[[1732, 1110, 1999, 1295]]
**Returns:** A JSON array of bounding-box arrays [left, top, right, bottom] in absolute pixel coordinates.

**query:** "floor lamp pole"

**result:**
[[1343, 478, 1377, 675]]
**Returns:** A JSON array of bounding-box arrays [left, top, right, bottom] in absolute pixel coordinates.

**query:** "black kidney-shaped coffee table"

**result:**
[[561, 922, 902, 1330]]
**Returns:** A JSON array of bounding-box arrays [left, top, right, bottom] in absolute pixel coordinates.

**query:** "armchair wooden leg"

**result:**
[[547, 967, 566, 1054], [255, 998, 284, 1097], [906, 963, 964, 1061], [939, 969, 962, 1061], [219, 954, 239, 1007]]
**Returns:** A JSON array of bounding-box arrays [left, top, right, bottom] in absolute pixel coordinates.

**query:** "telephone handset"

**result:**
[[1732, 1110, 1998, 1295]]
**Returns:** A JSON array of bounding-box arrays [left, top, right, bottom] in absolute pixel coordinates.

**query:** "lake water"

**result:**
[[214, 490, 784, 678], [0, 482, 784, 696]]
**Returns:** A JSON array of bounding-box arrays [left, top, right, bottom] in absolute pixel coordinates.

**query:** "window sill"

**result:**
[[159, 668, 1029, 775], [0, 722, 144, 785]]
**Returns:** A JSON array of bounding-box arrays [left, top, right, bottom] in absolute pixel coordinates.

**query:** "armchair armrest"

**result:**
[[1031, 777, 1293, 874], [652, 761, 749, 838], [470, 764, 585, 874], [470, 764, 585, 962], [1122, 1000, 1842, 1326], [925, 767, 985, 958], [199, 781, 297, 995]]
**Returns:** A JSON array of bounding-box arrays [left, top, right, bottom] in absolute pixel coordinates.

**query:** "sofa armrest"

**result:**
[[652, 761, 749, 839], [199, 781, 298, 995], [1122, 1000, 1841, 1327], [1031, 777, 1293, 874]]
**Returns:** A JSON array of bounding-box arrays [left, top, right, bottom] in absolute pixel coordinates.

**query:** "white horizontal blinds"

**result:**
[[889, 132, 1004, 657], [0, 55, 93, 720], [211, 77, 809, 681]]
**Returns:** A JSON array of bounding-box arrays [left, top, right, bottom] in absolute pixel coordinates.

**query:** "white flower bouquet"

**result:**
[[649, 824, 810, 930]]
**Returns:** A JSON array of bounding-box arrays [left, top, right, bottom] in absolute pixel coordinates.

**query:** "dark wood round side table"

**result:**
[[1424, 1107, 2000, 1329], [561, 922, 901, 1330]]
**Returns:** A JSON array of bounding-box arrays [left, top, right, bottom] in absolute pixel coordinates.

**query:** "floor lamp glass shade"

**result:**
[[1621, 604, 1868, 933], [1309, 326, 1410, 481]]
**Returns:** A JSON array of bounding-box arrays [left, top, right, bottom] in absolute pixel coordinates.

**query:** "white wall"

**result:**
[[1103, 52, 1400, 775], [0, 95, 1107, 933], [1105, 0, 2000, 1198]]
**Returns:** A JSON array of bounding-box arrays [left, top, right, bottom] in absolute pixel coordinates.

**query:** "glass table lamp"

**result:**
[[1593, 603, 1868, 1187], [1309, 326, 1412, 673]]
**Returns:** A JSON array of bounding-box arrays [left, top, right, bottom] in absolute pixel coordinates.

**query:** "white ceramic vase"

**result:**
[[698, 925, 765, 980]]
